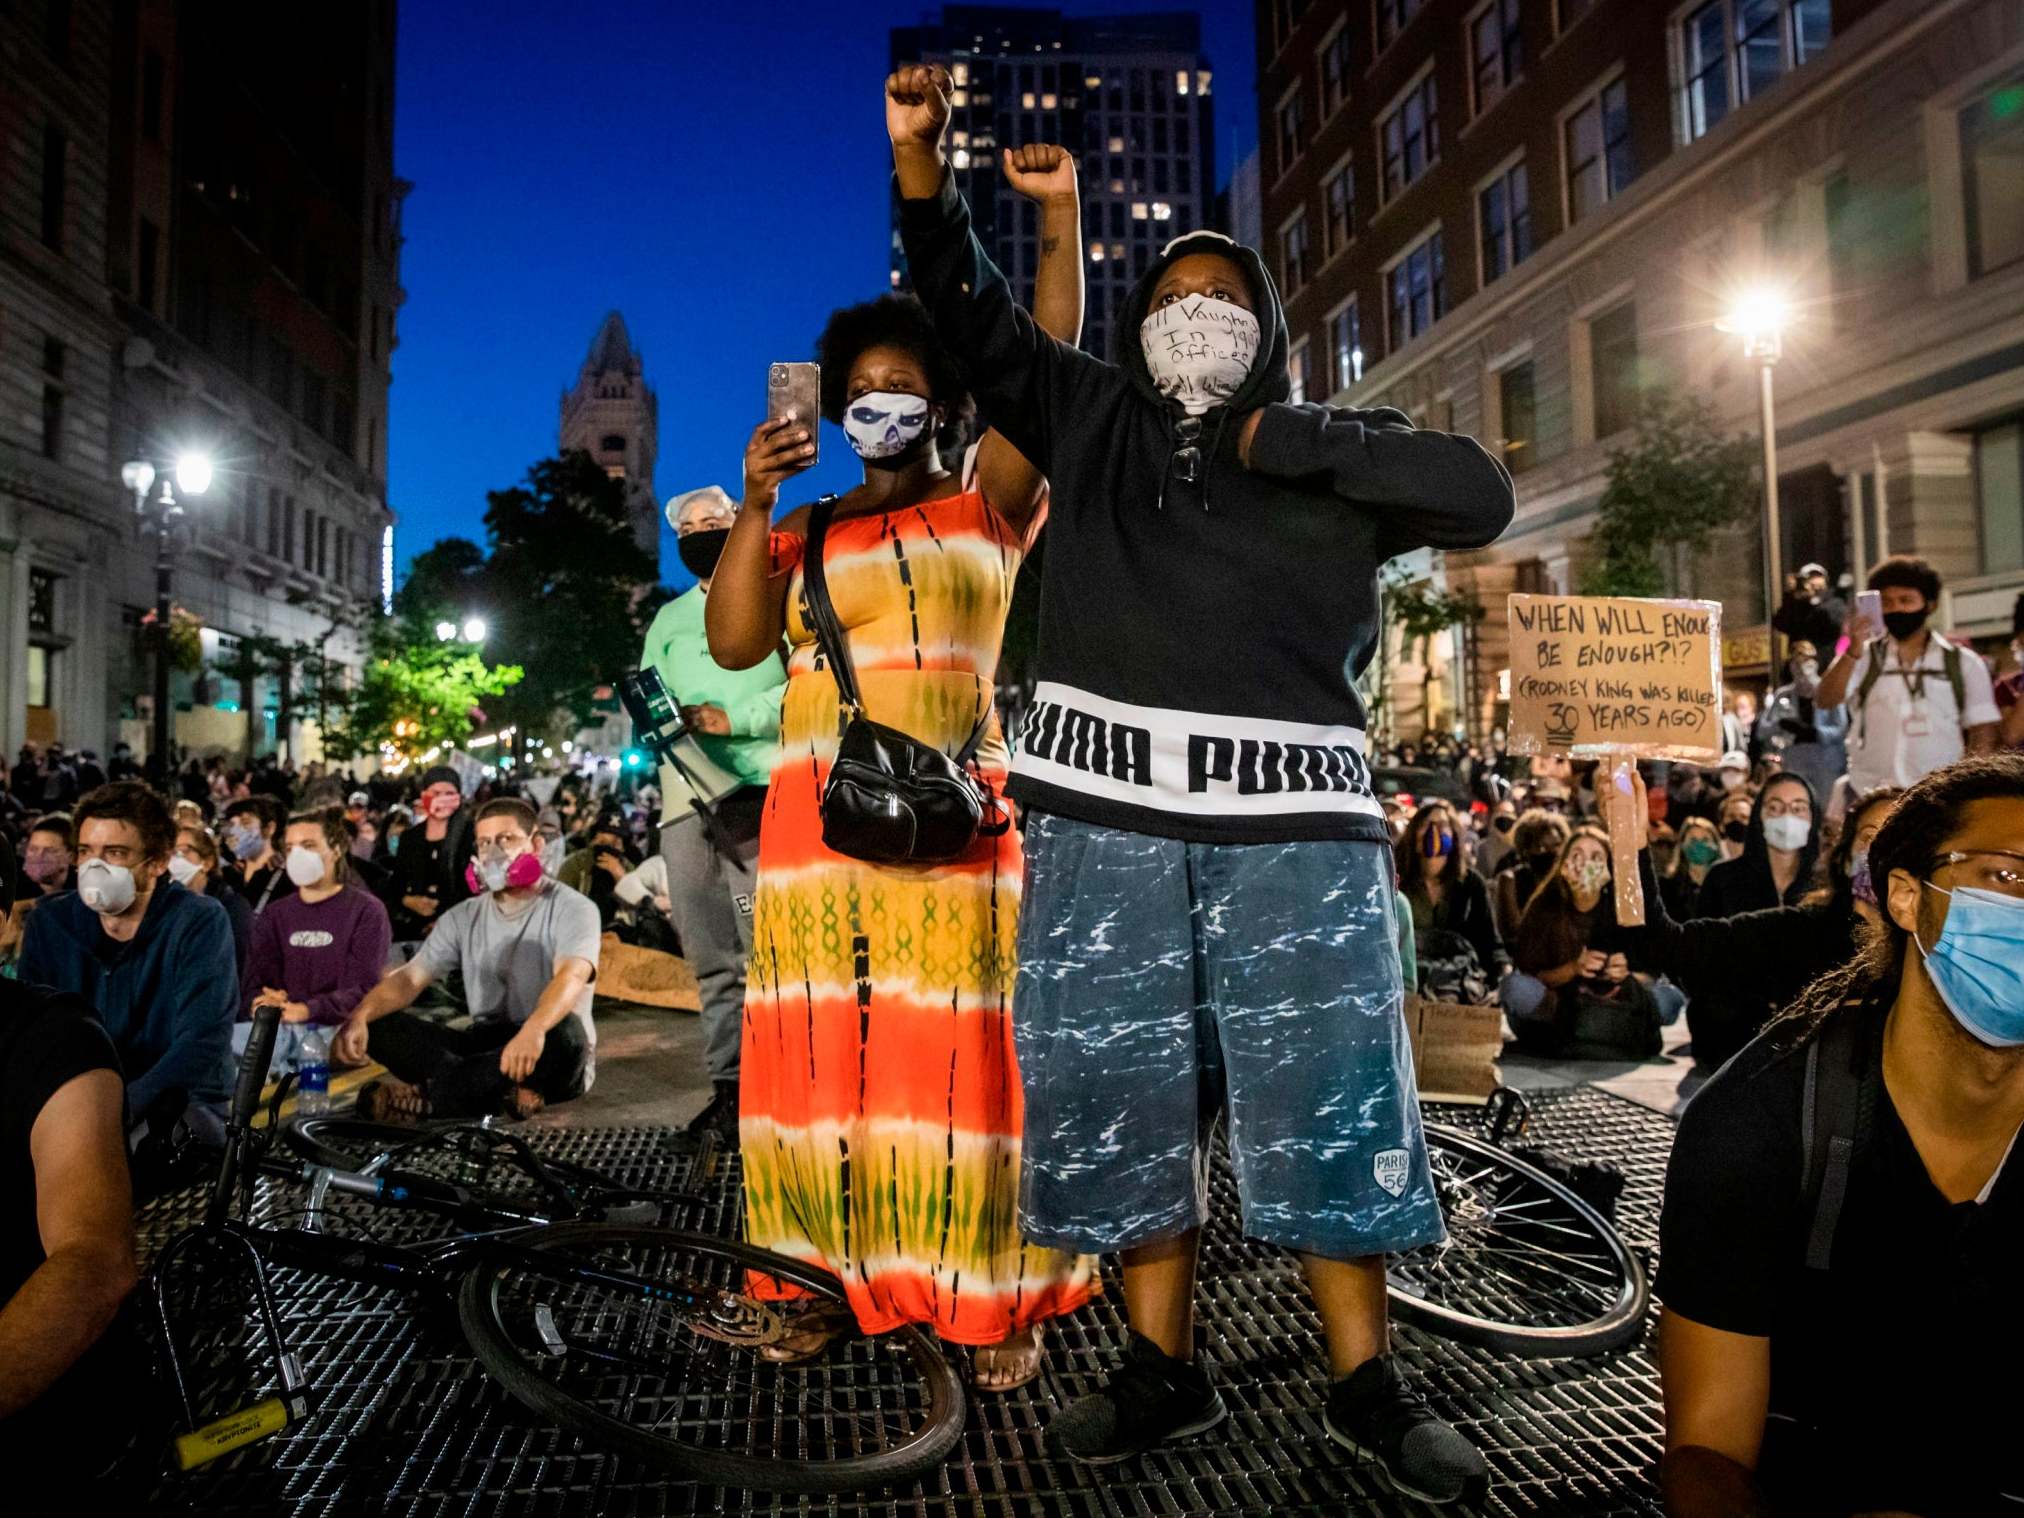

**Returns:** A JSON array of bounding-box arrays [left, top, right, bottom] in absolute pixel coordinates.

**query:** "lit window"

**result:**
[[1176, 70, 1190, 95], [1677, 0, 1832, 143], [1022, 91, 1036, 108], [1499, 361, 1537, 473], [1132, 202, 1149, 219], [1386, 228, 1446, 352], [1329, 299, 1362, 391], [951, 130, 969, 146], [1152, 201, 1173, 221], [1110, 242, 1124, 261], [1109, 135, 1124, 153], [1041, 92, 1057, 109], [1085, 73, 1102, 88], [951, 89, 969, 106], [1110, 178, 1125, 194], [1197, 71, 1212, 96], [1478, 160, 1531, 282], [1380, 72, 1439, 201], [1089, 242, 1106, 262], [952, 148, 971, 169], [1565, 78, 1634, 222], [953, 62, 969, 86]]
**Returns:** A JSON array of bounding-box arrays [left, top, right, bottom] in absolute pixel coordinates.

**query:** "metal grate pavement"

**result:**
[[134, 1085, 1676, 1517]]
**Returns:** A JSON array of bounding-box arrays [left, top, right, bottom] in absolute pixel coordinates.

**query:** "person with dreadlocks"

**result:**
[[1656, 753, 2024, 1517]]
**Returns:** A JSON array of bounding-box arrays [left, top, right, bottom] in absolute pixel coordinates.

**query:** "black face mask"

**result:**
[[1722, 819, 1750, 844], [1526, 850, 1559, 874], [1492, 815, 1516, 835], [678, 528, 731, 580], [1882, 606, 1928, 641]]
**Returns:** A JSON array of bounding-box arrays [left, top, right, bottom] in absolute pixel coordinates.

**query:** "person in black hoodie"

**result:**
[[1694, 772, 1821, 921], [889, 65, 1513, 1503]]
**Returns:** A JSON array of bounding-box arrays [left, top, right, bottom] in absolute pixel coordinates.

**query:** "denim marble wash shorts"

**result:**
[[1013, 811, 1445, 1262]]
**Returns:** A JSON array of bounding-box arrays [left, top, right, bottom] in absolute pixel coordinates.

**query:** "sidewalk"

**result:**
[[1500, 1013, 1702, 1117]]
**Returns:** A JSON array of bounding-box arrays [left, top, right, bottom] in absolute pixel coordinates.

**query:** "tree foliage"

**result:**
[[320, 635, 523, 760], [1579, 389, 1760, 598]]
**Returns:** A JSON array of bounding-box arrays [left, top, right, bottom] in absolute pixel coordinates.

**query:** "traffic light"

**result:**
[[622, 748, 645, 770]]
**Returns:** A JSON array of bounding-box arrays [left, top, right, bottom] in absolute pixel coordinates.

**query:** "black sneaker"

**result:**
[[1046, 1331, 1226, 1465], [1324, 1355, 1488, 1506], [683, 1081, 740, 1148]]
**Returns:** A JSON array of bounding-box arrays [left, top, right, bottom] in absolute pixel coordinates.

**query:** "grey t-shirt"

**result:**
[[416, 880, 601, 1088]]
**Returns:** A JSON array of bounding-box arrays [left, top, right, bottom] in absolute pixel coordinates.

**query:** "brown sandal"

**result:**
[[354, 1077, 430, 1124], [972, 1329, 1044, 1394], [758, 1303, 857, 1365]]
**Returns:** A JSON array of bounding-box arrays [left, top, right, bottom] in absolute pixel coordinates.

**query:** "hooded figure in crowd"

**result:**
[[889, 63, 1514, 1506]]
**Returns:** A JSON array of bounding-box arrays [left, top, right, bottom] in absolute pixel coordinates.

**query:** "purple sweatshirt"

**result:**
[[240, 884, 392, 1025]]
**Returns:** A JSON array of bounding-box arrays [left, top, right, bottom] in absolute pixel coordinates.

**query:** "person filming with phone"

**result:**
[[704, 141, 1097, 1395], [636, 484, 786, 1145], [1815, 555, 1998, 791]]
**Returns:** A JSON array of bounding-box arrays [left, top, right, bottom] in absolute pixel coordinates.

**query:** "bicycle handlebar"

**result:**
[[232, 1003, 283, 1129]]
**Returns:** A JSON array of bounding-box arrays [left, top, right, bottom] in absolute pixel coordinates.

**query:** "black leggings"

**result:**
[[370, 1011, 589, 1118]]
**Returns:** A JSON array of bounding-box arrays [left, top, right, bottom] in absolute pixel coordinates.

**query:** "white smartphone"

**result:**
[[1855, 589, 1883, 639]]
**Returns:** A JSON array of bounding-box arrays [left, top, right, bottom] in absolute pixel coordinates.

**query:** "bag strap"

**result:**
[[1800, 1001, 1877, 1273], [805, 494, 995, 767], [801, 496, 864, 716]]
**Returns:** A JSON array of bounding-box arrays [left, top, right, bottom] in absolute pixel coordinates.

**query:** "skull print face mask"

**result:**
[[842, 391, 934, 467]]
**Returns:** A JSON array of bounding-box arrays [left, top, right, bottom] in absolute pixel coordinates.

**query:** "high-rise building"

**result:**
[[891, 5, 1216, 362], [1259, 0, 2024, 739], [559, 311, 660, 566], [1, 0, 401, 765]]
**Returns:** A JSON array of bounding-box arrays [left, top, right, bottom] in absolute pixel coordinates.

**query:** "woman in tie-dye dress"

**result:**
[[703, 148, 1095, 1392]]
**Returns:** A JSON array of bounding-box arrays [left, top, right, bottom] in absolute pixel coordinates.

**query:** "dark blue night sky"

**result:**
[[388, 0, 1259, 589]]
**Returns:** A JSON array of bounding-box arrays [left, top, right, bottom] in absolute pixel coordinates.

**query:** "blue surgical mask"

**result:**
[[1916, 882, 2024, 1047], [228, 824, 265, 862], [1422, 828, 1454, 859]]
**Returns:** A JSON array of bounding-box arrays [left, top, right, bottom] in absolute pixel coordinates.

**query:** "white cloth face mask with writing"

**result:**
[[1140, 296, 1261, 415]]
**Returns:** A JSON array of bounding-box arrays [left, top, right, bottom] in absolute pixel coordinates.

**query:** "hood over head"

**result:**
[[1118, 230, 1291, 415]]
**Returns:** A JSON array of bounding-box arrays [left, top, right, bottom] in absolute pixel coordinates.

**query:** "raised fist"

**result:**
[[1003, 143, 1078, 202], [886, 64, 952, 149]]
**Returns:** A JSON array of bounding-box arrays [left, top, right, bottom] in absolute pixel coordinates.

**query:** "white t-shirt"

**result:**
[[1845, 634, 1999, 791], [416, 880, 601, 1088]]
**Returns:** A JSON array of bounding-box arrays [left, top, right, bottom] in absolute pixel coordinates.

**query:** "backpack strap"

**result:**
[[1937, 634, 1967, 716], [1800, 1002, 1879, 1273]]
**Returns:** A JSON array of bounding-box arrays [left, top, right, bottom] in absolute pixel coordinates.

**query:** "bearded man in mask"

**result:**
[[1817, 554, 1998, 791], [889, 66, 1513, 1503], [18, 781, 238, 1146], [636, 485, 785, 1144], [1756, 640, 1848, 800], [335, 797, 599, 1121]]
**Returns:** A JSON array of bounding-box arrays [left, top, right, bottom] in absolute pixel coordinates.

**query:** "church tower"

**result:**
[[559, 311, 660, 566]]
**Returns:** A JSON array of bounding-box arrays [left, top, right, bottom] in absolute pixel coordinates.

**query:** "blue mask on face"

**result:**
[[1917, 882, 2024, 1047], [1422, 828, 1454, 859]]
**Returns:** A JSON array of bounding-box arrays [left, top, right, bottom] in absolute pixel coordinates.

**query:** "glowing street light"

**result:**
[[434, 621, 458, 642], [1718, 286, 1794, 670], [124, 447, 214, 791], [174, 451, 215, 496], [462, 617, 487, 644]]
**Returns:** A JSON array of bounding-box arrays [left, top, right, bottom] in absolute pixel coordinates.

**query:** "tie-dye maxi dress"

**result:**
[[740, 485, 1098, 1344]]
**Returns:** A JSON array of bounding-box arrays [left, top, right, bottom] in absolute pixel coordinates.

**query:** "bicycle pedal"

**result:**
[[172, 1388, 313, 1470]]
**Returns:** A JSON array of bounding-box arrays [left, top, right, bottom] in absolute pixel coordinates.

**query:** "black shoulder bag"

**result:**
[[800, 496, 1008, 866]]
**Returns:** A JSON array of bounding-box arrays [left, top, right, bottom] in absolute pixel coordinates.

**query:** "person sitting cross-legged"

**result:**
[[333, 797, 598, 1121]]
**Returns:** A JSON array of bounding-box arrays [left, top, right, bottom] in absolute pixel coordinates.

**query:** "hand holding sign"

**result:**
[[1507, 594, 1722, 926]]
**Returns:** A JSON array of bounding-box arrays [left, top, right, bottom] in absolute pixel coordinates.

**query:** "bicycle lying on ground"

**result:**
[[150, 1003, 966, 1493], [153, 1012, 1644, 1493]]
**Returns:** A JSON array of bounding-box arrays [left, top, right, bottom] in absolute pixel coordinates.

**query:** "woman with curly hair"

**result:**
[[705, 145, 1096, 1392]]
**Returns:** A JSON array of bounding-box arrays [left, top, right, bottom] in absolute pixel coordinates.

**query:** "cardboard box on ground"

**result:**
[[596, 933, 702, 1011], [1406, 993, 1505, 1102]]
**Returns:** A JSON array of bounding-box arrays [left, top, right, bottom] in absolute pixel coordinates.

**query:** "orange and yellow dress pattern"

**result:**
[[741, 485, 1097, 1344]]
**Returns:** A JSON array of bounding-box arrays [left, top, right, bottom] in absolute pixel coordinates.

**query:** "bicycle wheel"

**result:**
[[1386, 1122, 1649, 1358], [457, 1223, 965, 1493]]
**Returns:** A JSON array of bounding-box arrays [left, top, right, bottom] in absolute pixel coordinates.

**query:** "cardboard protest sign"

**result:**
[[1506, 595, 1723, 761], [1505, 595, 1724, 924]]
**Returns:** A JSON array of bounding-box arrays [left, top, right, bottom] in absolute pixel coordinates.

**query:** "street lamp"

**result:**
[[436, 616, 486, 644], [1717, 287, 1792, 673], [125, 450, 213, 792]]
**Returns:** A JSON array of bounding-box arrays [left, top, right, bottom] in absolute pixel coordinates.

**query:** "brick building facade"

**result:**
[[1258, 0, 2024, 740]]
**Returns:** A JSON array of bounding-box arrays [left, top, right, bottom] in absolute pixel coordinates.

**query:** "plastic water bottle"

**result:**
[[297, 1027, 331, 1116]]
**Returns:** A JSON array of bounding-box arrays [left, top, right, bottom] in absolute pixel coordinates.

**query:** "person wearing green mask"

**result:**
[[1665, 816, 1725, 922], [1503, 826, 1661, 1061]]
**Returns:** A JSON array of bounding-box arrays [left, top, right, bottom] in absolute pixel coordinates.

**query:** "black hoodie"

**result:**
[[899, 174, 1515, 843]]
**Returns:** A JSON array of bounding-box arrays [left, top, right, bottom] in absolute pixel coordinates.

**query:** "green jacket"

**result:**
[[638, 585, 786, 808]]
